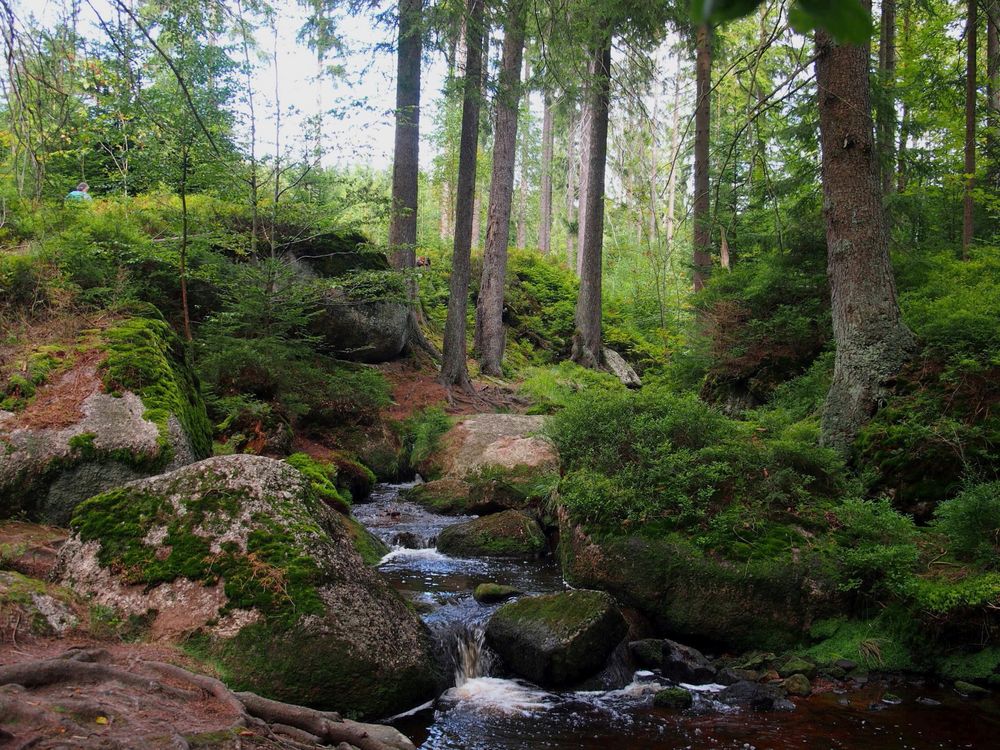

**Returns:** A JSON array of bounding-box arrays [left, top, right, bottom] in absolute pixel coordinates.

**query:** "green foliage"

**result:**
[[805, 617, 916, 672], [197, 258, 390, 424], [332, 270, 408, 302], [399, 406, 452, 473], [858, 247, 1000, 512], [827, 498, 919, 598], [693, 247, 831, 410], [933, 482, 1000, 569], [518, 361, 625, 414], [550, 386, 844, 533], [1, 345, 72, 411]]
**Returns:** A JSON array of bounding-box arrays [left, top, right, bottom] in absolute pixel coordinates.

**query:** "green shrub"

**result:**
[[827, 498, 919, 598], [399, 406, 451, 473], [518, 361, 624, 414], [934, 482, 1000, 569]]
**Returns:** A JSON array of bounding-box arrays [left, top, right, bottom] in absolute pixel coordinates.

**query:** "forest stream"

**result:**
[[355, 483, 1000, 750]]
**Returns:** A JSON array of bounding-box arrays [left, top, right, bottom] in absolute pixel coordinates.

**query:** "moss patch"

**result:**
[[437, 510, 547, 558], [101, 314, 212, 460]]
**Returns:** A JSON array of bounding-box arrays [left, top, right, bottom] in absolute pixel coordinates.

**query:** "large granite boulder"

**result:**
[[406, 414, 559, 514], [0, 317, 211, 524], [486, 590, 627, 687], [437, 510, 547, 558], [55, 454, 440, 719], [313, 284, 409, 364]]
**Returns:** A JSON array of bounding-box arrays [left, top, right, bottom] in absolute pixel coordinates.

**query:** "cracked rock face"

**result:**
[[57, 454, 440, 719]]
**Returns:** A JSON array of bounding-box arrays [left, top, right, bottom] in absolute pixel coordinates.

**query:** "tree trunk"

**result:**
[[570, 34, 611, 370], [666, 72, 680, 248], [474, 0, 526, 376], [388, 0, 422, 272], [815, 15, 915, 454], [877, 0, 897, 195], [471, 189, 482, 248], [439, 0, 485, 390], [692, 24, 712, 291], [565, 104, 578, 268], [987, 2, 999, 188], [576, 98, 591, 275], [963, 0, 977, 259], [896, 0, 911, 193], [516, 56, 530, 250], [539, 92, 554, 254], [179, 146, 192, 343]]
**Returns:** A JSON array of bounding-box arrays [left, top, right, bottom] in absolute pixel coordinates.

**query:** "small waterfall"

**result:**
[[453, 625, 493, 686]]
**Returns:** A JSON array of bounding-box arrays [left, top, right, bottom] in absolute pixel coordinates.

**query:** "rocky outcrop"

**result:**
[[661, 639, 717, 685], [473, 583, 521, 604], [0, 570, 83, 640], [486, 589, 627, 687], [429, 414, 558, 479], [437, 510, 547, 558], [314, 285, 409, 363], [558, 508, 841, 652], [407, 414, 559, 515], [0, 317, 211, 524], [55, 454, 440, 719], [602, 348, 641, 388]]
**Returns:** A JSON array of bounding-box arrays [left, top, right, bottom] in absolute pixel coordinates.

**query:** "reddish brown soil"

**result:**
[[0, 522, 68, 579], [11, 349, 106, 431]]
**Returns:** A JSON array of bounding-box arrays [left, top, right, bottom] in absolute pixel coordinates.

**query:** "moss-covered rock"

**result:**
[[313, 284, 409, 364], [485, 589, 628, 687], [782, 673, 812, 696], [55, 454, 439, 719], [404, 478, 474, 514], [558, 510, 841, 652], [473, 583, 521, 604], [437, 510, 547, 558], [778, 655, 817, 679], [653, 687, 693, 709], [0, 570, 84, 639], [0, 316, 210, 523]]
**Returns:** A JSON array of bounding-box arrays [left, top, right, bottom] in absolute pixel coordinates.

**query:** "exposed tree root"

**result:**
[[0, 650, 416, 750]]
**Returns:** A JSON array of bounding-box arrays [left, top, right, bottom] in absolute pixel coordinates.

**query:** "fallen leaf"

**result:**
[[95, 717, 108, 725]]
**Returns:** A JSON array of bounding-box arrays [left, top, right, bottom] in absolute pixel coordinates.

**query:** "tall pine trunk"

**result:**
[[475, 0, 526, 376], [570, 34, 611, 370], [987, 2, 999, 187], [877, 0, 897, 195], [388, 0, 421, 272], [539, 93, 554, 254], [576, 99, 591, 275], [565, 105, 578, 268], [963, 0, 977, 259], [815, 15, 915, 453], [439, 0, 485, 390], [692, 24, 712, 291]]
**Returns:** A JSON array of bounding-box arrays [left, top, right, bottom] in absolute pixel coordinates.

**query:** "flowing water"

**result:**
[[355, 484, 1000, 749]]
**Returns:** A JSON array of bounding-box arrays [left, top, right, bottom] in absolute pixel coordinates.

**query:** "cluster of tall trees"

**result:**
[[3, 0, 998, 450], [390, 0, 999, 447]]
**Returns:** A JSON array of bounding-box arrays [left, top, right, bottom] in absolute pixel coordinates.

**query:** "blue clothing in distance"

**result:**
[[66, 190, 92, 201]]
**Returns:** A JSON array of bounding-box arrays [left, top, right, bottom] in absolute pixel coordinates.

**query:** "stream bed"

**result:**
[[354, 484, 1000, 750]]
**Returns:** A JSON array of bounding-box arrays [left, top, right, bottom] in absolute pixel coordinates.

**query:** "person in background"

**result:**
[[65, 181, 92, 201]]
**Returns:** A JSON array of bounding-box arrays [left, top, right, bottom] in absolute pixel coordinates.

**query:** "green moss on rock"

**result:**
[[486, 589, 627, 687], [437, 510, 547, 558]]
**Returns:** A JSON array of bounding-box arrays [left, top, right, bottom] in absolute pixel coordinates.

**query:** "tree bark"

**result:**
[[539, 92, 554, 254], [987, 1, 999, 187], [896, 0, 911, 193], [576, 97, 591, 275], [963, 0, 977, 259], [179, 146, 192, 343], [666, 71, 680, 248], [815, 13, 915, 454], [565, 104, 578, 268], [570, 34, 611, 370], [439, 0, 485, 390], [516, 56, 530, 250], [877, 0, 897, 195], [474, 0, 526, 376], [388, 0, 422, 271], [692, 24, 712, 291]]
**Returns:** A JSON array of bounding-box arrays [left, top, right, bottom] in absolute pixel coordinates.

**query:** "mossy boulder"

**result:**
[[0, 570, 83, 640], [313, 284, 409, 364], [437, 510, 547, 558], [558, 509, 840, 652], [473, 583, 521, 604], [405, 478, 474, 515], [54, 454, 439, 719], [485, 589, 628, 687], [661, 639, 717, 685], [778, 656, 817, 679], [653, 687, 693, 709], [0, 316, 211, 524], [783, 673, 812, 696]]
